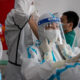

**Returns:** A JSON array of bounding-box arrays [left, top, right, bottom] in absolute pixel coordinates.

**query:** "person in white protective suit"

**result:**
[[21, 13, 70, 80], [21, 13, 80, 80], [4, 0, 39, 80]]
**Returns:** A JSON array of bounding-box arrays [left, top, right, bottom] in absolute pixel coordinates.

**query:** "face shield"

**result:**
[[38, 13, 64, 44], [53, 13, 66, 41]]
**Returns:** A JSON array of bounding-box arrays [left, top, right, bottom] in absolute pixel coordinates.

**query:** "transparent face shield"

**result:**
[[38, 13, 65, 44], [53, 13, 66, 43]]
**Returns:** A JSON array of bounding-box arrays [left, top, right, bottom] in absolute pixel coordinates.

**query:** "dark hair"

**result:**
[[63, 11, 79, 29]]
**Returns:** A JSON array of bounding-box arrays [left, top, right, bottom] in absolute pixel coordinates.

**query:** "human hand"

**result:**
[[39, 39, 51, 54], [39, 39, 53, 62], [51, 60, 66, 69]]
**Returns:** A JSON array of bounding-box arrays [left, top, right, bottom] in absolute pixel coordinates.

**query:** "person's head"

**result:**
[[61, 11, 79, 33], [38, 13, 60, 42]]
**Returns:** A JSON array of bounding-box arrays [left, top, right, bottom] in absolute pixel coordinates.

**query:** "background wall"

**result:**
[[36, 0, 80, 17]]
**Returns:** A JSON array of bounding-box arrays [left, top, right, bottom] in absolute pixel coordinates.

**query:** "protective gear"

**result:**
[[28, 3, 36, 16], [38, 13, 63, 62], [39, 39, 53, 62], [15, 0, 30, 15], [5, 63, 25, 80], [5, 9, 34, 80], [21, 40, 64, 80], [38, 13, 60, 42], [15, 0, 37, 16], [21, 13, 80, 80], [44, 29, 59, 42], [57, 41, 73, 59], [74, 26, 80, 47], [21, 40, 80, 80], [53, 12, 66, 42]]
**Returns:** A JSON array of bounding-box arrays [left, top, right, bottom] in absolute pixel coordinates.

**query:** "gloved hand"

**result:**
[[51, 60, 66, 69], [39, 39, 53, 62], [39, 39, 51, 53], [66, 54, 80, 63], [56, 40, 73, 59]]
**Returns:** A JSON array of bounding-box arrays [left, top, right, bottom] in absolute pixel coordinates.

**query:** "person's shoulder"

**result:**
[[65, 30, 75, 38]]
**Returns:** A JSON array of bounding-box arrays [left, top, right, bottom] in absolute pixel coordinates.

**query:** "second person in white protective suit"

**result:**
[[21, 13, 68, 80], [4, 0, 40, 80], [4, 7, 39, 80]]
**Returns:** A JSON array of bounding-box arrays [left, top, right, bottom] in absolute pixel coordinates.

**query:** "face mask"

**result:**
[[44, 29, 59, 42]]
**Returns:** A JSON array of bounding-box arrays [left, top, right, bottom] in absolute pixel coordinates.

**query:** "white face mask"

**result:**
[[44, 29, 59, 42]]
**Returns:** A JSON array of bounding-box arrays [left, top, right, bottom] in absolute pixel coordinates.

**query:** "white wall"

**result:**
[[36, 0, 80, 17]]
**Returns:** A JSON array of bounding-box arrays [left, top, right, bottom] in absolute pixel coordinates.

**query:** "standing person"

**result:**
[[4, 9, 38, 80], [4, 0, 39, 79], [61, 11, 79, 47]]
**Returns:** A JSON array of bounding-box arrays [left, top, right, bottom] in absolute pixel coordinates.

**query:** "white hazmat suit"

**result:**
[[21, 13, 66, 80], [21, 13, 80, 80], [5, 0, 39, 79]]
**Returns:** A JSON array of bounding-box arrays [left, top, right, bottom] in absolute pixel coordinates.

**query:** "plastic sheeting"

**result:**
[[74, 25, 80, 48]]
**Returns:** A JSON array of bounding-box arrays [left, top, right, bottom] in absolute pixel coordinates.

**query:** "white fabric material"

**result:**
[[21, 13, 80, 80], [21, 36, 80, 80], [57, 40, 75, 59], [72, 47, 80, 57], [21, 43, 80, 80], [21, 58, 54, 80], [40, 39, 53, 62], [5, 1, 38, 80], [57, 39, 80, 59], [58, 62, 80, 80], [21, 40, 65, 80], [21, 43, 64, 80], [15, 0, 38, 17], [15, 0, 33, 15], [5, 9, 34, 80], [74, 26, 80, 47], [5, 63, 25, 80], [39, 39, 62, 62], [0, 39, 3, 60], [5, 9, 33, 65]]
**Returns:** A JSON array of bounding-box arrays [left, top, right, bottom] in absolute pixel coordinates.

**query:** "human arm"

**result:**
[[39, 39, 54, 62], [28, 15, 39, 39], [21, 48, 66, 80]]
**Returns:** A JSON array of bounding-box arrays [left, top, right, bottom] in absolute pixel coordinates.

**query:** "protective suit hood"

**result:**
[[38, 13, 60, 42], [15, 0, 36, 16]]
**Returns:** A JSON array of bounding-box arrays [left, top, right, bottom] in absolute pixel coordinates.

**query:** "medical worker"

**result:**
[[21, 13, 69, 80], [61, 11, 79, 47], [4, 0, 39, 80]]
